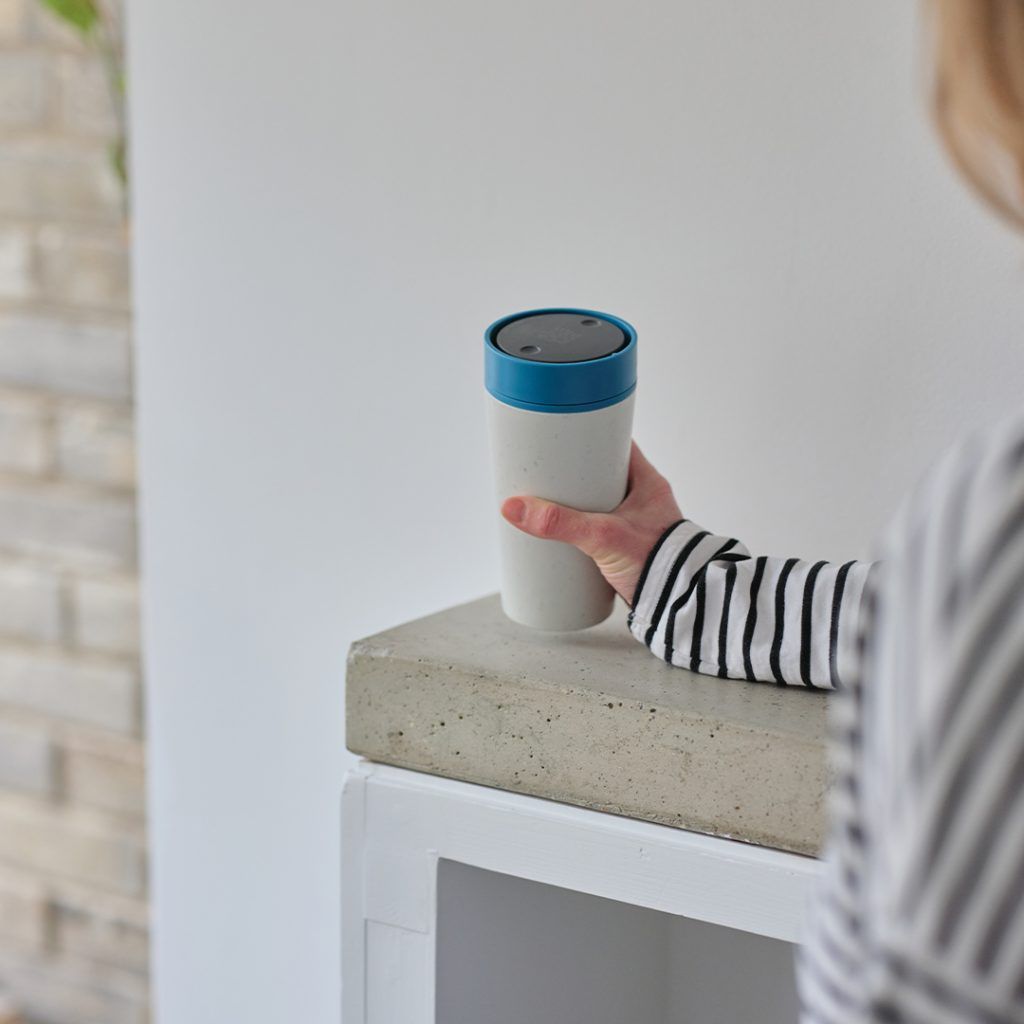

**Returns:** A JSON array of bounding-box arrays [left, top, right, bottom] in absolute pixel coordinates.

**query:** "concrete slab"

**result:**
[[346, 595, 830, 856]]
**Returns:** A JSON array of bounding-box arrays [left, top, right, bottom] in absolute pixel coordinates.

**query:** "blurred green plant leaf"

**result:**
[[39, 0, 99, 33], [109, 137, 126, 188], [37, 0, 128, 200]]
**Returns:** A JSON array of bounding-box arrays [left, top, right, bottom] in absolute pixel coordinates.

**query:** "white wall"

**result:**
[[128, 1, 1024, 1021]]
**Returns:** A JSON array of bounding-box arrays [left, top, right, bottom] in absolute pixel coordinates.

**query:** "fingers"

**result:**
[[629, 440, 659, 484], [626, 441, 669, 500], [501, 496, 612, 556]]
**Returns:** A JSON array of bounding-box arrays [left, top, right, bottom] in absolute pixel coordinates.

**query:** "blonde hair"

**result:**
[[930, 0, 1024, 228]]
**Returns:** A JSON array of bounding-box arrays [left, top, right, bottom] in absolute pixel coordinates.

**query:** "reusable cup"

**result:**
[[484, 308, 637, 631]]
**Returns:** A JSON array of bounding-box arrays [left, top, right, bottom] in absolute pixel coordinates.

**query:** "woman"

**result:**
[[501, 3, 1024, 1020]]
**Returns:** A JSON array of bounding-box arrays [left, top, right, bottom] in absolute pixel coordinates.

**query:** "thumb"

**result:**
[[501, 496, 605, 555]]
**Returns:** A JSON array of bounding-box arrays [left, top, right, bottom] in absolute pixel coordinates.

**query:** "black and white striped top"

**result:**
[[629, 413, 1024, 1023]]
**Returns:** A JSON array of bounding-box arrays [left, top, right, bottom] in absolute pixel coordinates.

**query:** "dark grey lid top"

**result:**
[[493, 312, 627, 364]]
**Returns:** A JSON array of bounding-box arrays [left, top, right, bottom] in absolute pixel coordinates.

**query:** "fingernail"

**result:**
[[503, 498, 525, 524]]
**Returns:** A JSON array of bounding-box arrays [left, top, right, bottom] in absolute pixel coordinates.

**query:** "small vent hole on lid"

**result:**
[[580, 318, 597, 326], [520, 344, 540, 354]]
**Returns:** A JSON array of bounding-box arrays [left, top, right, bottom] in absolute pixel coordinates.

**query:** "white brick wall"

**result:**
[[37, 226, 130, 310], [71, 575, 138, 657], [63, 733, 144, 816], [56, 404, 134, 489], [0, 314, 131, 399], [0, 227, 32, 301], [0, 2, 25, 43], [0, 649, 138, 733], [0, 559, 60, 643], [0, 482, 136, 567], [0, 2, 146, 1019], [0, 798, 145, 895], [0, 720, 54, 796], [0, 53, 49, 129], [0, 139, 121, 223], [0, 869, 47, 951], [0, 950, 147, 1024], [51, 886, 148, 971], [0, 391, 49, 474]]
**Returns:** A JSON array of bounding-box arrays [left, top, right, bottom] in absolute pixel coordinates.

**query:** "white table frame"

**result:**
[[341, 761, 822, 1023]]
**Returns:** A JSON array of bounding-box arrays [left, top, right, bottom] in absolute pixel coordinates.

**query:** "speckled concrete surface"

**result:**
[[346, 595, 830, 856]]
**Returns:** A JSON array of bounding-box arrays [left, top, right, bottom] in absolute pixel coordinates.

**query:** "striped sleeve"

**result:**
[[798, 413, 1024, 1024], [628, 518, 876, 689]]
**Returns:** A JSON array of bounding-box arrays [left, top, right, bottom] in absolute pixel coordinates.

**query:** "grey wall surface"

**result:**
[[129, 1, 1024, 1021]]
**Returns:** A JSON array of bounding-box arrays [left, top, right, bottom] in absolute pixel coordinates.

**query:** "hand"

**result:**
[[501, 441, 683, 605]]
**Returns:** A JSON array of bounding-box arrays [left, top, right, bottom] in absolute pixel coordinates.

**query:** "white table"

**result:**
[[342, 761, 821, 1024]]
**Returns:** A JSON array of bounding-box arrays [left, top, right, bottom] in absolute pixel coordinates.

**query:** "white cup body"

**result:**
[[487, 391, 635, 631]]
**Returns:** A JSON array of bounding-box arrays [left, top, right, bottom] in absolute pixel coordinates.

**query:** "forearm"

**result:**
[[629, 519, 876, 689]]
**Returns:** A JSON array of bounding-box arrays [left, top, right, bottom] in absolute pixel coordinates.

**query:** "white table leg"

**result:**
[[343, 765, 438, 1024]]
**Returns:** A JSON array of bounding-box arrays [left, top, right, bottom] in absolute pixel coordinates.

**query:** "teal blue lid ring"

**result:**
[[484, 307, 637, 413]]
